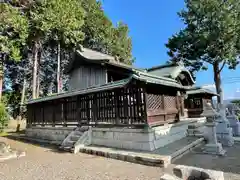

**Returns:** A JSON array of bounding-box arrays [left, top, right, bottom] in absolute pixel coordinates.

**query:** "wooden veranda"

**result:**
[[27, 78, 185, 128]]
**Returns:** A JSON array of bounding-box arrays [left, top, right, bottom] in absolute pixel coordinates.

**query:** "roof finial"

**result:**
[[176, 60, 185, 67], [78, 44, 84, 52], [114, 55, 120, 62]]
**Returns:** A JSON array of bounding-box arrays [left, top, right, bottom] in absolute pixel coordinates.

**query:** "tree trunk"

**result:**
[[21, 77, 26, 106], [213, 62, 224, 111], [32, 41, 39, 99], [0, 74, 3, 102], [57, 42, 61, 93], [36, 68, 40, 98], [0, 54, 5, 102]]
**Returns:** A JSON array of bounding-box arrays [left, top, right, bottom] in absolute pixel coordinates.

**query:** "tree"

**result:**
[[112, 22, 133, 64], [0, 3, 28, 101], [36, 0, 85, 93], [166, 0, 240, 110], [232, 100, 240, 107], [81, 0, 134, 64]]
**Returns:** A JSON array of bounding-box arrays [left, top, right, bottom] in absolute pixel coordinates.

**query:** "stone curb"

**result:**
[[79, 138, 204, 168], [79, 147, 170, 167], [171, 138, 205, 161]]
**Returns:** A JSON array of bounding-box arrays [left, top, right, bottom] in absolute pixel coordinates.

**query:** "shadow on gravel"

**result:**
[[173, 141, 240, 176], [3, 133, 66, 153]]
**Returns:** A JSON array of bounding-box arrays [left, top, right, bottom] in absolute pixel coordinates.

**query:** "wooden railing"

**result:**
[[27, 85, 147, 128]]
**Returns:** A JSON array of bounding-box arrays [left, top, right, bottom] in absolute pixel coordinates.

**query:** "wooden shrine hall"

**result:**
[[26, 47, 217, 128]]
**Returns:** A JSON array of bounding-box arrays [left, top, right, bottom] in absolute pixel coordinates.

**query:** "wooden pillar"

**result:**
[[162, 95, 166, 121], [52, 100, 56, 127], [41, 102, 45, 127], [176, 91, 181, 121], [92, 93, 98, 125], [63, 99, 67, 127], [114, 90, 120, 125], [142, 87, 148, 125], [123, 88, 129, 124]]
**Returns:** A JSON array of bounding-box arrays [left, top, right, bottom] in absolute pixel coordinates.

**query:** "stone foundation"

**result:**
[[91, 118, 206, 151], [25, 126, 74, 145], [25, 118, 206, 151]]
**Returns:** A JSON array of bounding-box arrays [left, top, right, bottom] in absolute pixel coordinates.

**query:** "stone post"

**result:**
[[215, 105, 234, 146], [226, 104, 240, 136], [201, 102, 225, 155]]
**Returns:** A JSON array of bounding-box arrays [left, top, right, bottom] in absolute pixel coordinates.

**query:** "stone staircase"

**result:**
[[59, 126, 90, 153]]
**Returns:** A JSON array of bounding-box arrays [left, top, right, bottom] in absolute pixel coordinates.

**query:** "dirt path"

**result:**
[[0, 137, 162, 180]]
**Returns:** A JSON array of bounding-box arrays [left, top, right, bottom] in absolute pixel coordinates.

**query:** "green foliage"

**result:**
[[166, 0, 240, 75], [232, 100, 240, 107], [0, 103, 9, 132], [36, 0, 85, 46], [0, 3, 28, 61], [81, 1, 133, 64], [2, 0, 134, 109]]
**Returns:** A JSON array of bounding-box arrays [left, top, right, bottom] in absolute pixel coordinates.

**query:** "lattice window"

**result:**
[[164, 95, 176, 109], [147, 94, 163, 110]]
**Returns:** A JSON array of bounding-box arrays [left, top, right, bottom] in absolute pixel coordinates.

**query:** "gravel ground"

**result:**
[[0, 137, 162, 180], [1, 136, 240, 180], [173, 141, 240, 180]]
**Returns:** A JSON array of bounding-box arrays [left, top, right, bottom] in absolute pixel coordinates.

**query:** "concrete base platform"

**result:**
[[233, 136, 240, 142], [79, 137, 205, 167]]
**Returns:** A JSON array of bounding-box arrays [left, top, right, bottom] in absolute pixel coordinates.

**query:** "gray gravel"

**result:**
[[1, 137, 240, 180], [173, 141, 240, 180], [0, 137, 162, 180]]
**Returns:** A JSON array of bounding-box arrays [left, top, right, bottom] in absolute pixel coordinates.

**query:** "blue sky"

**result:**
[[102, 0, 240, 100]]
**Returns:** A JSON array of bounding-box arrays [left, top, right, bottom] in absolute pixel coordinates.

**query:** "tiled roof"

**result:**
[[186, 88, 218, 96], [27, 78, 131, 104], [27, 70, 191, 104], [146, 63, 195, 85]]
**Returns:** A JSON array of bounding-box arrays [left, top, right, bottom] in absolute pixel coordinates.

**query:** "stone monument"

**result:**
[[226, 104, 240, 136], [201, 102, 225, 155], [215, 104, 234, 146]]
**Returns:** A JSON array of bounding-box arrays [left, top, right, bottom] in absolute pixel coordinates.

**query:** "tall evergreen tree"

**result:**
[[166, 0, 240, 110], [0, 2, 28, 101], [81, 0, 134, 64], [35, 0, 85, 93]]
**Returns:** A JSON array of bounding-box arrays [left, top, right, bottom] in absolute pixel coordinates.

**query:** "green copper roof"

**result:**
[[28, 70, 191, 104], [186, 88, 218, 96], [27, 78, 131, 104], [146, 63, 195, 85], [66, 47, 141, 73], [132, 70, 191, 89]]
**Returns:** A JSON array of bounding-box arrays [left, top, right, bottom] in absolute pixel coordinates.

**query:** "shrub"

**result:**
[[0, 103, 9, 132]]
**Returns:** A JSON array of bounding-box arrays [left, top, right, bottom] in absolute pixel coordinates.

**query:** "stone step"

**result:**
[[153, 137, 205, 162], [70, 134, 81, 141], [59, 146, 74, 152], [77, 126, 89, 132], [79, 137, 205, 168], [63, 140, 75, 147], [73, 131, 83, 136]]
